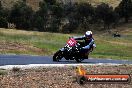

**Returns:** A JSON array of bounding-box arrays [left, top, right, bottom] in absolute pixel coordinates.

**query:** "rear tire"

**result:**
[[76, 58, 84, 63], [53, 50, 63, 62]]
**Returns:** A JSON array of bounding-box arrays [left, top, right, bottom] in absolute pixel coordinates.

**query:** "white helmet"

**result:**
[[85, 31, 92, 38]]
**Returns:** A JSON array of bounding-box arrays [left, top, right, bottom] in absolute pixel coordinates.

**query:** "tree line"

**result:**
[[0, 0, 132, 33]]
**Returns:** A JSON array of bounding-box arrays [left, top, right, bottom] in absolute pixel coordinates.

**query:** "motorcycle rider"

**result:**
[[73, 31, 96, 58]]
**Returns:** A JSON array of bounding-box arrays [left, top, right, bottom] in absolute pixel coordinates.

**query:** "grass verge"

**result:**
[[0, 27, 132, 60]]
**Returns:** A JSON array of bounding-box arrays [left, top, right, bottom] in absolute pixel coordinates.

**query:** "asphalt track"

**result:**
[[0, 55, 132, 66]]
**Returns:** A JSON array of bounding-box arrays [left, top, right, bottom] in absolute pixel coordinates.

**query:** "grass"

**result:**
[[0, 25, 132, 60], [0, 69, 7, 75], [0, 28, 70, 55], [91, 33, 132, 59]]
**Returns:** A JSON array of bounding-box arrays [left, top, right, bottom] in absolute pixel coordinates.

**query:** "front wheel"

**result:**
[[53, 50, 63, 62]]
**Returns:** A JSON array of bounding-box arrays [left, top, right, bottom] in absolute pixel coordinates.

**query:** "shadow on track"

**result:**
[[53, 59, 97, 64]]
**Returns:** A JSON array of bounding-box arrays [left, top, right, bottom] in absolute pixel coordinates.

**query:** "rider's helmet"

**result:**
[[85, 31, 92, 40]]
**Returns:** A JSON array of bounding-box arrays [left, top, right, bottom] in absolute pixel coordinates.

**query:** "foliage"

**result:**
[[0, 0, 132, 33], [0, 1, 8, 28], [32, 0, 48, 31], [95, 3, 116, 30], [9, 1, 34, 30], [50, 3, 64, 32], [76, 3, 94, 31], [62, 3, 79, 33], [0, 69, 7, 75], [116, 0, 132, 23]]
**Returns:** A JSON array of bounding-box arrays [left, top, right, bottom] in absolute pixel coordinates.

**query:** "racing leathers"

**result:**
[[73, 35, 96, 53]]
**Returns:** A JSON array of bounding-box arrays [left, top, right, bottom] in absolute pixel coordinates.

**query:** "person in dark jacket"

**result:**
[[73, 31, 96, 58]]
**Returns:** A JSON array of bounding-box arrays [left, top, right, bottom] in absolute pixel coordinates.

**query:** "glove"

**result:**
[[82, 45, 90, 49]]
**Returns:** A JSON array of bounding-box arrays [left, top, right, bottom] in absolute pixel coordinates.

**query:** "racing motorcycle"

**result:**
[[53, 38, 92, 62]]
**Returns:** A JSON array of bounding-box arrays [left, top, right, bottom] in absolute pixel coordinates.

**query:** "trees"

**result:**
[[95, 3, 116, 30], [62, 3, 78, 33], [76, 3, 94, 31], [46, 0, 64, 32], [9, 1, 34, 30], [64, 2, 94, 32], [33, 0, 64, 32], [33, 0, 48, 31], [50, 3, 64, 32], [1, 0, 131, 33], [0, 1, 8, 28], [116, 0, 132, 23]]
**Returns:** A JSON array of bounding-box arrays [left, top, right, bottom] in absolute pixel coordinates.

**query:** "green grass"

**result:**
[[0, 27, 132, 60], [0, 28, 70, 55], [0, 69, 7, 75], [91, 32, 132, 60]]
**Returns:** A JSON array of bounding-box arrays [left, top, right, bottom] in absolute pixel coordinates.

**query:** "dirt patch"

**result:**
[[0, 65, 132, 88], [0, 41, 45, 55]]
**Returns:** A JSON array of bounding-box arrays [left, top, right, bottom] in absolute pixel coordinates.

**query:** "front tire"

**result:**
[[53, 50, 63, 62]]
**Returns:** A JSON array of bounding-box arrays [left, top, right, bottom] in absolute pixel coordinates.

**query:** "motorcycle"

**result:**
[[53, 38, 92, 62]]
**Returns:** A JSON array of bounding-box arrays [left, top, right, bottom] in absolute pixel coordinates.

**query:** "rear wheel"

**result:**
[[53, 50, 63, 62], [76, 58, 84, 63]]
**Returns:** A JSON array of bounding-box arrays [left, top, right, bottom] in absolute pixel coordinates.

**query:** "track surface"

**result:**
[[0, 55, 132, 66]]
